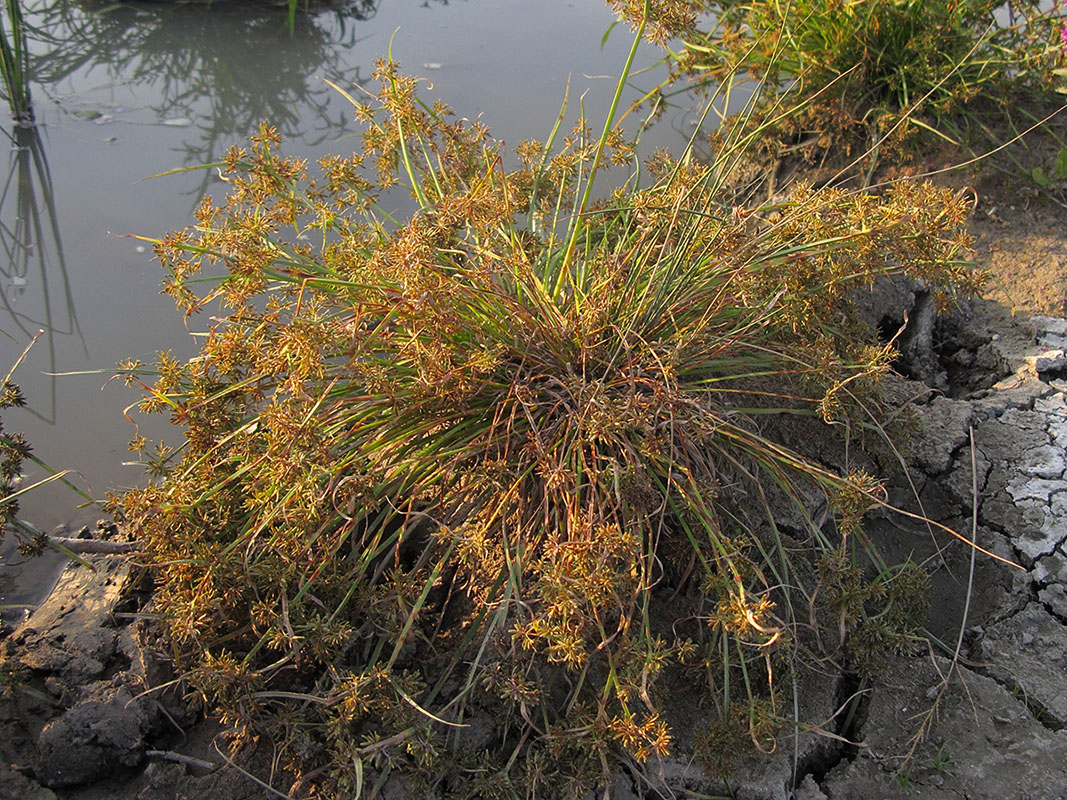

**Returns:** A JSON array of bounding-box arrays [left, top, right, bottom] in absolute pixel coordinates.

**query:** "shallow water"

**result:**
[[0, 0, 696, 618]]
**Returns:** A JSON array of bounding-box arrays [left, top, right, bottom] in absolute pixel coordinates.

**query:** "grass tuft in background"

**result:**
[[655, 0, 1064, 162]]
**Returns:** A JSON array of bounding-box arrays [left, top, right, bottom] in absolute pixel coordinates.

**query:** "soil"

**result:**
[[4, 127, 1067, 799]]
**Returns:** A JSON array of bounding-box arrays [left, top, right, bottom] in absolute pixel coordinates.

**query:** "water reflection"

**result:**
[[24, 0, 373, 170], [0, 124, 82, 424], [0, 121, 79, 621]]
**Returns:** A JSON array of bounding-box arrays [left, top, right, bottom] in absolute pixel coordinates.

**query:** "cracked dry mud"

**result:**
[[6, 304, 1067, 797], [808, 312, 1067, 800]]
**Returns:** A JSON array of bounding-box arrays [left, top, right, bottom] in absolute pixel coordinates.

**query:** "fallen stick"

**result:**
[[47, 536, 139, 554]]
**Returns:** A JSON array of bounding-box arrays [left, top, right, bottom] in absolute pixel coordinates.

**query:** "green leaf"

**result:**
[[601, 19, 620, 50], [1032, 167, 1052, 188], [1055, 149, 1067, 181]]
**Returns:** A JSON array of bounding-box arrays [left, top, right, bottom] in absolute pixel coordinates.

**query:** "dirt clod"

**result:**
[[36, 683, 153, 787]]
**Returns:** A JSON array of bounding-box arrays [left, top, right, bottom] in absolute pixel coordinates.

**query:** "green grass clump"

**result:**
[[0, 0, 32, 126], [647, 0, 1062, 156], [113, 25, 982, 797]]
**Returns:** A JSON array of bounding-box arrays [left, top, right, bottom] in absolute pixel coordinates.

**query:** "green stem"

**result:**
[[555, 1, 649, 300]]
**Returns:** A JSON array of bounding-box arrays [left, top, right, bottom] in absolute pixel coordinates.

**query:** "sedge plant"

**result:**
[[113, 8, 984, 797], [0, 0, 31, 127], [635, 0, 1065, 160]]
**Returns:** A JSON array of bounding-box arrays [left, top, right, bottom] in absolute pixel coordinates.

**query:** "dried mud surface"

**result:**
[[4, 167, 1067, 800]]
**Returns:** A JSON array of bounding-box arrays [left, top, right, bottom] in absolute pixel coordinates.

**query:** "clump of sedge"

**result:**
[[112, 44, 981, 798], [667, 0, 1064, 156]]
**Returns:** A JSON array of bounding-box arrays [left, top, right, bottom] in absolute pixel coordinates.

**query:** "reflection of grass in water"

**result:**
[[0, 125, 84, 424], [24, 0, 374, 170]]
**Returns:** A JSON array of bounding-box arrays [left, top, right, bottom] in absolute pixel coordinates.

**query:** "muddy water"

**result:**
[[0, 0, 695, 618]]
